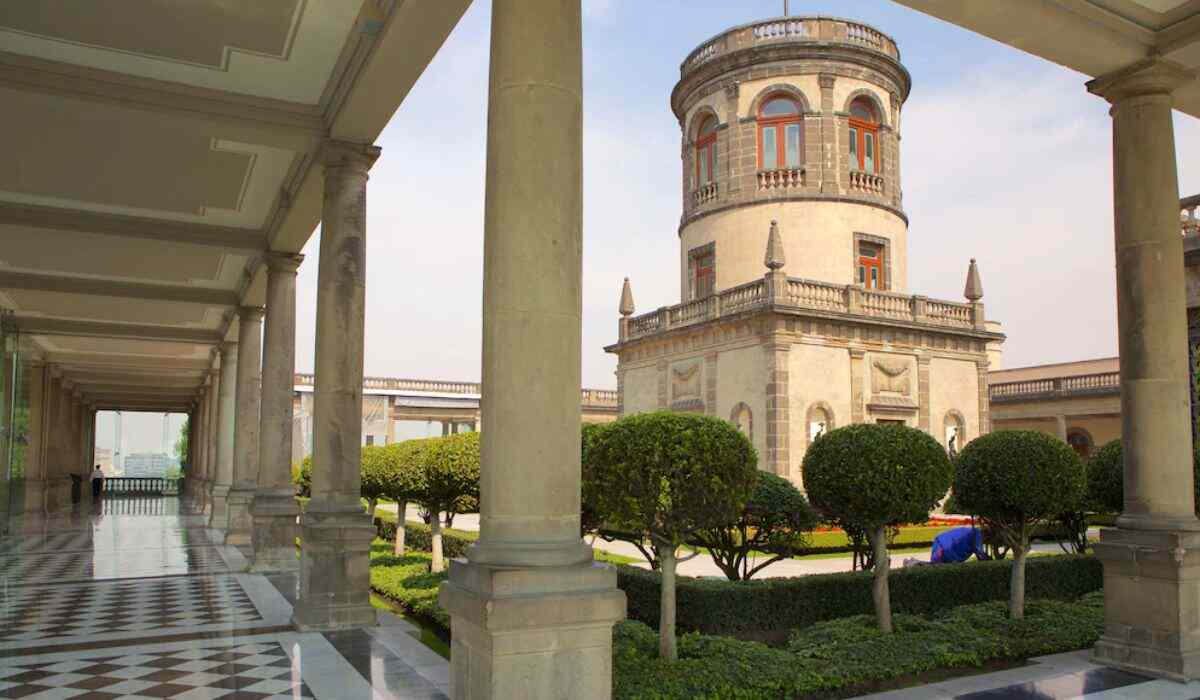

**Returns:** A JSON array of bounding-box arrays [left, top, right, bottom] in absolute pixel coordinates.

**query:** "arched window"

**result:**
[[847, 96, 880, 173], [757, 95, 802, 171], [943, 411, 966, 457], [730, 403, 753, 443], [1066, 429, 1093, 460], [806, 402, 834, 447], [695, 115, 718, 188]]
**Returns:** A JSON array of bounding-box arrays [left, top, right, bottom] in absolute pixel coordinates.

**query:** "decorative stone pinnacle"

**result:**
[[964, 258, 983, 301], [619, 278, 635, 317], [764, 220, 786, 270]]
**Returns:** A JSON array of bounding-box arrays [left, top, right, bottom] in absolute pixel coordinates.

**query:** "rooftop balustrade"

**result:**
[[681, 16, 900, 77], [1183, 194, 1199, 237], [989, 372, 1119, 403], [293, 373, 618, 407]]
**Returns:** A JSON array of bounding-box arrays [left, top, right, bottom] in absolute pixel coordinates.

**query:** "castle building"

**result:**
[[606, 16, 1005, 482]]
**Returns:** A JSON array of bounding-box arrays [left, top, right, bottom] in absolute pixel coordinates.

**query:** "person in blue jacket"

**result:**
[[929, 526, 991, 564]]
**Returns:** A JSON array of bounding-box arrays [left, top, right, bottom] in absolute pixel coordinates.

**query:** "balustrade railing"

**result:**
[[680, 17, 899, 76], [924, 299, 973, 328], [721, 279, 768, 313], [101, 477, 177, 495], [989, 372, 1120, 402], [1183, 194, 1199, 236], [692, 182, 718, 206], [861, 288, 911, 320], [581, 389, 619, 406], [787, 279, 847, 311], [849, 170, 885, 195], [670, 296, 712, 325], [758, 168, 805, 190]]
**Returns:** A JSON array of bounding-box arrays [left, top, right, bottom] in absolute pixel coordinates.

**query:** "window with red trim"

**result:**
[[757, 95, 802, 171], [695, 116, 718, 188], [857, 242, 883, 290], [847, 97, 880, 173], [689, 246, 715, 299]]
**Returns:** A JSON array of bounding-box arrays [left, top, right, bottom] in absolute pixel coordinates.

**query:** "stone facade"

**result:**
[[609, 16, 1004, 485]]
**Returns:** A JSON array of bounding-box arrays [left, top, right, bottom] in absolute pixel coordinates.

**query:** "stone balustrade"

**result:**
[[293, 373, 618, 407], [621, 275, 984, 342], [681, 16, 900, 76], [1183, 194, 1199, 236], [758, 168, 806, 190], [848, 170, 885, 195], [989, 371, 1120, 403], [692, 182, 718, 206]]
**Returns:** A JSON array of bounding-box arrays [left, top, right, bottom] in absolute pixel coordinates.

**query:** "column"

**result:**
[[251, 252, 304, 572], [43, 371, 63, 510], [437, 2, 625, 697], [292, 140, 380, 631], [764, 340, 790, 477], [209, 342, 238, 528], [849, 348, 866, 423], [975, 360, 991, 436], [20, 360, 46, 518], [1055, 414, 1068, 441], [226, 307, 264, 547], [205, 368, 220, 514], [1087, 58, 1200, 680], [917, 354, 931, 432], [191, 389, 208, 506]]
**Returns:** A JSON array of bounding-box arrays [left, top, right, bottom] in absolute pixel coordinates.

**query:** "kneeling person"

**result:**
[[930, 526, 990, 564]]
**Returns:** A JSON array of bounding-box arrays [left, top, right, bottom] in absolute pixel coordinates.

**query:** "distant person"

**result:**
[[91, 465, 104, 498], [930, 526, 990, 564]]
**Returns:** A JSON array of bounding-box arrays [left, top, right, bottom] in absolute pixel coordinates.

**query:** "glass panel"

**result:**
[[870, 267, 879, 287], [785, 124, 801, 169], [762, 126, 777, 170], [761, 97, 800, 117], [848, 128, 858, 170], [859, 244, 879, 258], [698, 116, 717, 138], [711, 142, 717, 180], [858, 266, 865, 284], [865, 133, 875, 173], [699, 146, 710, 185], [850, 99, 875, 122]]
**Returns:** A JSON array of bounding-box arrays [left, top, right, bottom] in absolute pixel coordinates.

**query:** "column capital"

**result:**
[[238, 306, 266, 323], [220, 340, 239, 359], [264, 252, 305, 274], [1087, 58, 1196, 103], [818, 73, 836, 89], [320, 140, 381, 173]]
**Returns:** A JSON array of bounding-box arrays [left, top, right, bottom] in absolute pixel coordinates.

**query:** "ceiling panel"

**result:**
[[1, 289, 220, 328]]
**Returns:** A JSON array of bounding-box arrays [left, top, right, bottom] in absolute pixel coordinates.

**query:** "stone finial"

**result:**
[[964, 258, 983, 301], [619, 278, 635, 317], [764, 220, 786, 270]]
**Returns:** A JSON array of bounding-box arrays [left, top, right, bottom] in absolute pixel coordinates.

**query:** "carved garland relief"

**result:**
[[871, 358, 911, 396]]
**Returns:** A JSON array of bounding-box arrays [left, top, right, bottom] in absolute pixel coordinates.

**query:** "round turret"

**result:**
[[673, 16, 911, 301]]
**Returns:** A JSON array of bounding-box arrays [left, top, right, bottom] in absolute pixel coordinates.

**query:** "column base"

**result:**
[[248, 490, 301, 573], [209, 483, 231, 529], [1092, 527, 1200, 680], [292, 507, 377, 631], [438, 558, 626, 700], [224, 485, 256, 548], [19, 479, 47, 517]]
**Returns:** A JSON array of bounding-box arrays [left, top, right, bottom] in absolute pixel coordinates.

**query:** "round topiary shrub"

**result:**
[[953, 430, 1084, 619], [802, 423, 953, 632], [1086, 439, 1200, 516]]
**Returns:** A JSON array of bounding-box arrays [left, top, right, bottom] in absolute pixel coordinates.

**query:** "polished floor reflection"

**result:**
[[0, 496, 450, 699]]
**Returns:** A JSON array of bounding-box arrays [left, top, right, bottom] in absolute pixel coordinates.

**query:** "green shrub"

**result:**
[[691, 471, 819, 580], [368, 545, 449, 630], [415, 432, 481, 573], [616, 554, 1101, 638], [589, 412, 758, 660], [293, 457, 312, 497], [373, 510, 477, 559], [1087, 439, 1200, 516], [954, 430, 1085, 619], [379, 439, 430, 556], [803, 424, 953, 631]]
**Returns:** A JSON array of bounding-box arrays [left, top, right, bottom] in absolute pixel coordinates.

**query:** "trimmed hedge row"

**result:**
[[618, 554, 1102, 636], [372, 512, 477, 560]]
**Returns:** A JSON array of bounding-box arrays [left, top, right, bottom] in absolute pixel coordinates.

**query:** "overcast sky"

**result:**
[[290, 0, 1200, 390]]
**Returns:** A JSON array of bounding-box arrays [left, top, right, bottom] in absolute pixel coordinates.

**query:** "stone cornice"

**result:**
[[680, 194, 908, 233]]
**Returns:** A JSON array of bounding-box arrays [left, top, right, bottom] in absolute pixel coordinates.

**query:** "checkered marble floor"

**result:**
[[0, 641, 314, 699], [1, 575, 261, 643], [0, 544, 232, 585]]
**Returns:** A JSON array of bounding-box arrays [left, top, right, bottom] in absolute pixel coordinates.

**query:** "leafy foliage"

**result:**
[[293, 457, 312, 497], [173, 418, 189, 465], [414, 432, 481, 516], [691, 472, 819, 580], [952, 430, 1085, 618], [1086, 438, 1200, 516]]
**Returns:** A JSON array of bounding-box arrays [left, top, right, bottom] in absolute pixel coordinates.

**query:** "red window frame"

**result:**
[[858, 244, 883, 289], [756, 96, 802, 171], [695, 118, 717, 187], [693, 252, 715, 298], [848, 99, 880, 173]]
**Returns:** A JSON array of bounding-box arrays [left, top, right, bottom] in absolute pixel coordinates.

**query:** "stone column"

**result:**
[[975, 360, 991, 437], [226, 307, 264, 547], [292, 140, 380, 631], [1087, 59, 1200, 680], [205, 368, 220, 515], [43, 372, 63, 510], [438, 2, 625, 696], [251, 253, 304, 572], [849, 348, 866, 424], [1055, 414, 1068, 441], [818, 73, 839, 194], [192, 388, 209, 507], [917, 354, 931, 432], [22, 360, 46, 518], [209, 342, 238, 528]]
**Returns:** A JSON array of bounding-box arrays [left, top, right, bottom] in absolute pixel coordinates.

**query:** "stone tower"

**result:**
[[608, 16, 1003, 481], [674, 16, 910, 300]]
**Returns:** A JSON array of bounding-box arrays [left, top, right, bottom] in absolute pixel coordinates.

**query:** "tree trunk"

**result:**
[[367, 498, 377, 518], [871, 525, 893, 633], [430, 513, 445, 573], [659, 545, 678, 661], [393, 500, 407, 556], [1010, 545, 1028, 620]]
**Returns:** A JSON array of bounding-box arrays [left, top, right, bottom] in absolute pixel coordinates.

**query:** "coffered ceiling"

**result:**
[[0, 0, 472, 411]]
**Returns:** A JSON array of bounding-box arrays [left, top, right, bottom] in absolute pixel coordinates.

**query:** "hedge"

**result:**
[[373, 511, 477, 559], [613, 593, 1104, 699], [618, 554, 1101, 637], [368, 547, 449, 631]]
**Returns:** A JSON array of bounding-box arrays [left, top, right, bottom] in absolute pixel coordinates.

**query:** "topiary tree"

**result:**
[[360, 444, 390, 517], [953, 430, 1085, 620], [381, 439, 429, 556], [803, 423, 953, 633], [691, 471, 819, 581], [589, 411, 757, 661], [294, 456, 313, 498], [1086, 438, 1200, 516], [580, 422, 609, 539], [415, 431, 480, 573]]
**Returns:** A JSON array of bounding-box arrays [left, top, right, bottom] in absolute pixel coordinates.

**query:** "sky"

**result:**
[[290, 0, 1200, 390]]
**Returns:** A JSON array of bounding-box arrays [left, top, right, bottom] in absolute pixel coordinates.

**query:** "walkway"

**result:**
[[0, 496, 450, 699]]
